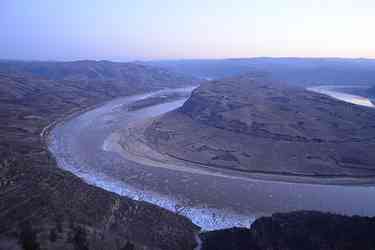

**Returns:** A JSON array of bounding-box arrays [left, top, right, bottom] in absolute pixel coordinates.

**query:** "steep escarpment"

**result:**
[[201, 211, 375, 250], [0, 62, 198, 250], [146, 75, 375, 179]]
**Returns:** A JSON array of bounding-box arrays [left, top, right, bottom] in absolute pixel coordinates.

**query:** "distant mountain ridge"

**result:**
[[143, 57, 375, 86], [0, 59, 196, 84], [368, 86, 375, 98]]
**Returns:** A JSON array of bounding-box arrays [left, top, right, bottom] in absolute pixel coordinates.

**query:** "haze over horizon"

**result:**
[[1, 0, 375, 61]]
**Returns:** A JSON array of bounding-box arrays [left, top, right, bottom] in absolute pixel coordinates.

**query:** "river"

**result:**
[[48, 85, 375, 230], [308, 85, 375, 108]]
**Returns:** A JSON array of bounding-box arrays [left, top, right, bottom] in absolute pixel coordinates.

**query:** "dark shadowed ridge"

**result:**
[[201, 211, 375, 250]]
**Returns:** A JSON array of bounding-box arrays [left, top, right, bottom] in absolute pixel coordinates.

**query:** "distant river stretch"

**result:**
[[308, 85, 375, 108]]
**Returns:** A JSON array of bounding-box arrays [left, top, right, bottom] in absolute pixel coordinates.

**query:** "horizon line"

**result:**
[[1, 56, 375, 63]]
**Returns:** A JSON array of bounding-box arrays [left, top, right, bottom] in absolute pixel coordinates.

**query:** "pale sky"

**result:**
[[1, 0, 375, 61]]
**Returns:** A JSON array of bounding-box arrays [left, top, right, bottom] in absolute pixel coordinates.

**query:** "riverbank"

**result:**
[[50, 88, 254, 230], [118, 116, 375, 185]]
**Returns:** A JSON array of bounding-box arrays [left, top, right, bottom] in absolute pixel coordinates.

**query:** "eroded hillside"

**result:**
[[0, 62, 198, 250], [146, 75, 375, 179]]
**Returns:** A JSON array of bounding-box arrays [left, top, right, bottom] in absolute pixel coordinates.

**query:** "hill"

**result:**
[[0, 60, 195, 85], [145, 75, 375, 181], [0, 63, 199, 250]]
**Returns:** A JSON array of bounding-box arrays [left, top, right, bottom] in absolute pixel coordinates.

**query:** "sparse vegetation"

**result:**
[[2, 60, 375, 249], [146, 75, 375, 182], [0, 62, 198, 250]]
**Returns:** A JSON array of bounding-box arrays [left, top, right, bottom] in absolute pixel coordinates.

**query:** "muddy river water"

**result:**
[[49, 85, 375, 230]]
